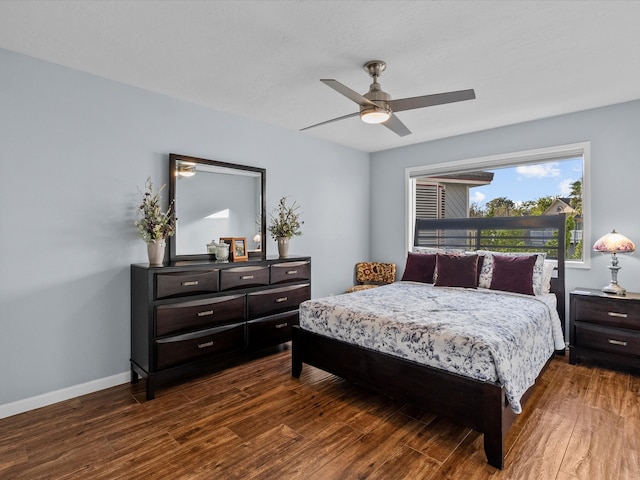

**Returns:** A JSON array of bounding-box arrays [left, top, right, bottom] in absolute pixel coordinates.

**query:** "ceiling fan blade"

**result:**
[[389, 89, 476, 113], [382, 114, 411, 137], [299, 111, 359, 131], [321, 79, 378, 107]]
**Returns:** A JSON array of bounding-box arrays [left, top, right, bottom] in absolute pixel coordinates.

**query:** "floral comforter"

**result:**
[[299, 282, 565, 413]]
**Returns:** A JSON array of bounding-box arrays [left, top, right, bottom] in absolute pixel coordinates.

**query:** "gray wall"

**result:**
[[371, 99, 640, 315], [0, 48, 370, 407]]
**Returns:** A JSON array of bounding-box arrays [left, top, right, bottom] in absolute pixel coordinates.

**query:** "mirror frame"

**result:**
[[168, 153, 266, 262]]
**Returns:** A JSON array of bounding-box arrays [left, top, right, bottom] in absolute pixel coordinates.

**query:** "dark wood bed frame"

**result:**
[[292, 215, 566, 469]]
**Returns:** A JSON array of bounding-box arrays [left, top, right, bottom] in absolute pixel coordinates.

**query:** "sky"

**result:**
[[469, 157, 583, 208]]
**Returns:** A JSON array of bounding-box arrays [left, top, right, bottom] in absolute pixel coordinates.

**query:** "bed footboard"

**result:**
[[292, 325, 511, 469]]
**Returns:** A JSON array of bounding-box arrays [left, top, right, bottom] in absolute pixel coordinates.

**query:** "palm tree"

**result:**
[[569, 180, 582, 213]]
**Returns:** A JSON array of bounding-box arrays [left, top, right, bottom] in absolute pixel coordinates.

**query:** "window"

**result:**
[[405, 142, 590, 267], [415, 182, 445, 219]]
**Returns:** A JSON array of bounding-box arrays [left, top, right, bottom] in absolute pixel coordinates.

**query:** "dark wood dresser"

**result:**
[[131, 255, 311, 399], [569, 288, 640, 370]]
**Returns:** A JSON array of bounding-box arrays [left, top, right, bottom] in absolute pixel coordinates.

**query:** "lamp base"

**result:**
[[602, 283, 627, 296]]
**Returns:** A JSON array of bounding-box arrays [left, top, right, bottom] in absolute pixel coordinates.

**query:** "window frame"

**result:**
[[405, 142, 591, 269]]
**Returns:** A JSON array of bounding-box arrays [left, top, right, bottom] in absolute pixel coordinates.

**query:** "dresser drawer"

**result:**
[[155, 294, 245, 336], [247, 311, 298, 349], [270, 261, 311, 284], [220, 266, 269, 291], [156, 270, 219, 299], [155, 323, 245, 370], [574, 297, 640, 329], [575, 322, 640, 357], [247, 283, 310, 319]]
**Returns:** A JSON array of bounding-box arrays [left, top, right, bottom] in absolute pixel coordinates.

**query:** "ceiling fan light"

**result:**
[[360, 108, 391, 124]]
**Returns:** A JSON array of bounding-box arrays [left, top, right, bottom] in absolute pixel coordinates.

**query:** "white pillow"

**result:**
[[541, 261, 555, 294], [477, 251, 546, 295]]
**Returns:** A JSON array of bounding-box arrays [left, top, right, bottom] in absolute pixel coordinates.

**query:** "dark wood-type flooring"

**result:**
[[1, 345, 638, 479]]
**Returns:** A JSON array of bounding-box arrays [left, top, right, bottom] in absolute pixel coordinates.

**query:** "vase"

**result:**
[[147, 238, 166, 266], [277, 237, 290, 257]]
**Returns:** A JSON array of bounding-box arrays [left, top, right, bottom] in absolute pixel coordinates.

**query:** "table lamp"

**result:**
[[593, 229, 635, 295]]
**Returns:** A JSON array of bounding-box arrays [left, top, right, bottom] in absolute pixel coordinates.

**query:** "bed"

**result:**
[[291, 215, 566, 469]]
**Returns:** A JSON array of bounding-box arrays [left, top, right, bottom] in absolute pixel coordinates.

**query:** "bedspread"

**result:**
[[299, 282, 565, 413]]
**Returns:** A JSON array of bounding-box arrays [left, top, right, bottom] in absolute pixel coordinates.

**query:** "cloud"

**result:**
[[471, 191, 486, 203], [516, 163, 561, 178], [558, 178, 574, 196]]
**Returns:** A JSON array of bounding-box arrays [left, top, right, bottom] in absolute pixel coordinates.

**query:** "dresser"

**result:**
[[131, 255, 311, 399], [569, 288, 640, 370]]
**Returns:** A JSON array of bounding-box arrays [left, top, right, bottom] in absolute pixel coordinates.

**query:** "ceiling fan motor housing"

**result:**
[[361, 88, 391, 122]]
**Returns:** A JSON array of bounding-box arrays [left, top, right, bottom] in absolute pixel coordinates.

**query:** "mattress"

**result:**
[[299, 282, 565, 413]]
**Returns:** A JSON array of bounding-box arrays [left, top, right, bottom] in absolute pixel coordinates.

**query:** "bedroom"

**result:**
[[1, 1, 640, 478]]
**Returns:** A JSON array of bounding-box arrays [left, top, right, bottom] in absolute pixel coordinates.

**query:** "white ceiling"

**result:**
[[1, 1, 640, 153]]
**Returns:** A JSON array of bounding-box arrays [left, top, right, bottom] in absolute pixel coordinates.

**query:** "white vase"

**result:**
[[147, 239, 166, 266], [277, 237, 290, 257]]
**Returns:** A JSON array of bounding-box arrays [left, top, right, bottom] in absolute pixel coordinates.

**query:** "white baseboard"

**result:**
[[0, 371, 131, 420]]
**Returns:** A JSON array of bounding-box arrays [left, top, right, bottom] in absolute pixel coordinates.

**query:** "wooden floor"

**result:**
[[1, 346, 638, 479]]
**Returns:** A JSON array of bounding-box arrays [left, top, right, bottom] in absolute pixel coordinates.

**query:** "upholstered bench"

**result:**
[[345, 262, 396, 293]]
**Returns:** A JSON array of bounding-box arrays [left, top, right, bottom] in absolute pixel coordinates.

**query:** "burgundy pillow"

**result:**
[[434, 253, 479, 288], [489, 254, 537, 295], [401, 253, 436, 283]]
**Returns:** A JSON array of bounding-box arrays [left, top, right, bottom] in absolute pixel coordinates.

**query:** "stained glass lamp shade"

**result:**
[[593, 229, 636, 295]]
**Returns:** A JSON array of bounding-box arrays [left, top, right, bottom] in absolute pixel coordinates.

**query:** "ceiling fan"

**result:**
[[300, 60, 476, 137]]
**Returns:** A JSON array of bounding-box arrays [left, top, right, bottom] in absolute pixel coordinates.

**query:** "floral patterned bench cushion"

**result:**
[[345, 262, 396, 294]]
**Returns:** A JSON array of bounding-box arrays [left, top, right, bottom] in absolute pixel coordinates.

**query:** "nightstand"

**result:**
[[569, 288, 640, 370]]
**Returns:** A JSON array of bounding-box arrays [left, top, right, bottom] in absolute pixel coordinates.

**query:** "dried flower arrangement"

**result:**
[[135, 177, 177, 243], [267, 196, 303, 240]]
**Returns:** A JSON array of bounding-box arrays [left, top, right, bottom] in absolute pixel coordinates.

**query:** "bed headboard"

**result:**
[[414, 215, 566, 328]]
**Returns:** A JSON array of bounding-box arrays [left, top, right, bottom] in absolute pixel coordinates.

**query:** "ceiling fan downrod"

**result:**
[[361, 60, 391, 122]]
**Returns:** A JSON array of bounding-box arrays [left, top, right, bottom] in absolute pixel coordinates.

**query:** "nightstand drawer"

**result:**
[[155, 323, 245, 370], [155, 294, 245, 336], [575, 322, 640, 357], [156, 270, 219, 299], [574, 297, 640, 329]]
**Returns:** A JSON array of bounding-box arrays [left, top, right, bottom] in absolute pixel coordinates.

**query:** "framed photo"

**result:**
[[220, 237, 248, 262]]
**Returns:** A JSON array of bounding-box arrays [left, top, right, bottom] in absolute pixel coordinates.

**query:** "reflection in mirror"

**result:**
[[169, 154, 266, 261]]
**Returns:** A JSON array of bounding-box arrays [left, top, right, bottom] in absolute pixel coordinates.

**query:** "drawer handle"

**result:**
[[608, 311, 628, 318], [198, 341, 214, 349], [241, 275, 254, 280], [182, 281, 199, 286], [608, 339, 628, 346], [275, 322, 288, 329], [275, 297, 288, 303], [286, 270, 298, 275], [197, 310, 214, 317]]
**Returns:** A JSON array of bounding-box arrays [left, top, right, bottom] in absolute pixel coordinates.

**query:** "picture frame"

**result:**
[[220, 237, 248, 262]]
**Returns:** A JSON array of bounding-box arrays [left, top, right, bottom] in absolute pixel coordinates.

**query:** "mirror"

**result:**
[[169, 154, 266, 261]]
